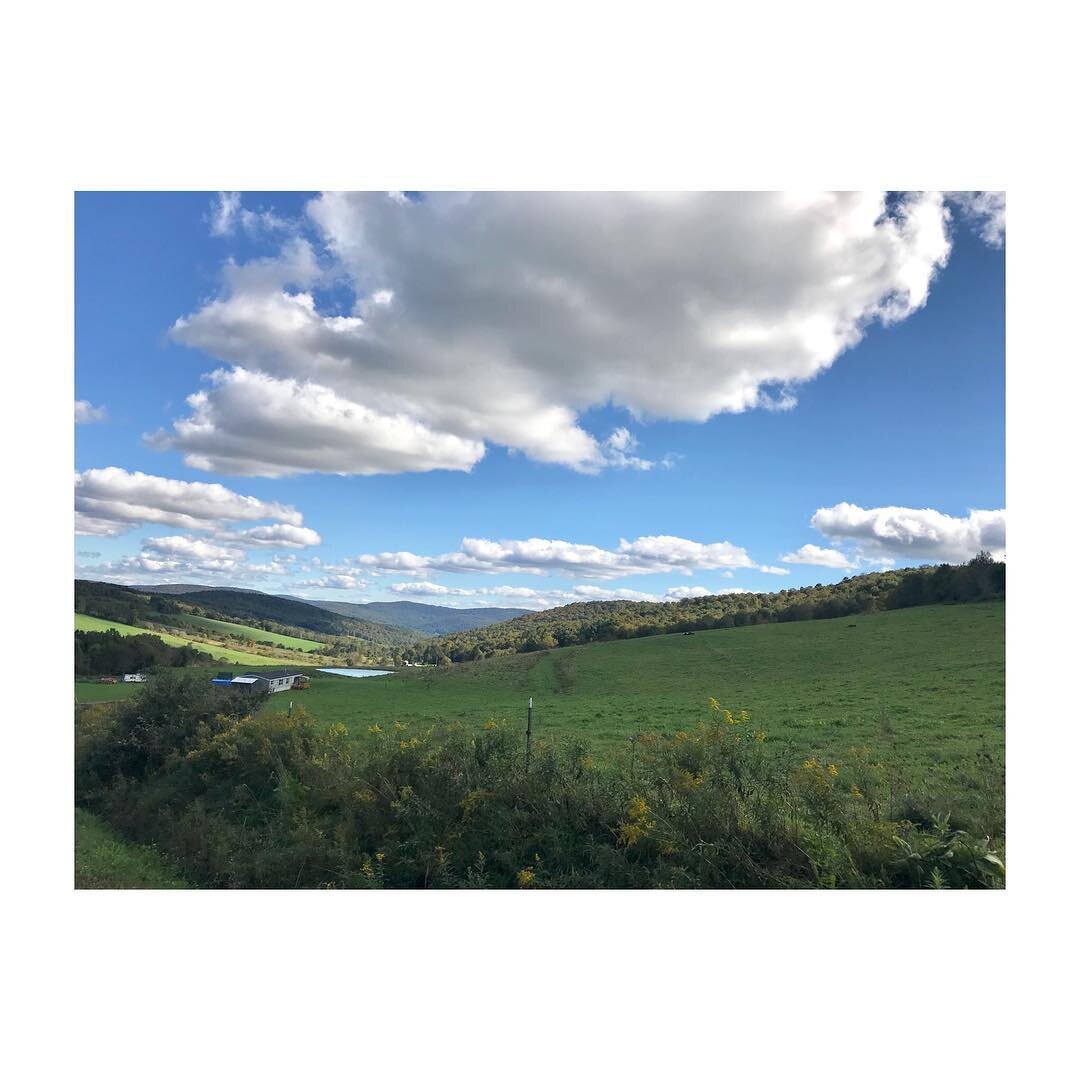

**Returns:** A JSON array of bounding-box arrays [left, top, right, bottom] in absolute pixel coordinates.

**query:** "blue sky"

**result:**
[[74, 191, 1004, 609]]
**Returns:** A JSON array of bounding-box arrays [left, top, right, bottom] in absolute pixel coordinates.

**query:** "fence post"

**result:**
[[525, 697, 533, 774]]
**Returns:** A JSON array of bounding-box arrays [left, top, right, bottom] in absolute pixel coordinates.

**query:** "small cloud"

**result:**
[[75, 400, 106, 424], [946, 191, 1005, 248], [758, 565, 791, 576], [780, 544, 856, 570]]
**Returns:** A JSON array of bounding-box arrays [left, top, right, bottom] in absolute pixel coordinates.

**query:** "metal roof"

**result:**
[[230, 676, 264, 684]]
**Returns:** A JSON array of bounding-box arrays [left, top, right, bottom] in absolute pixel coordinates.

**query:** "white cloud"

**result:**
[[222, 523, 321, 548], [75, 400, 106, 424], [758, 565, 791, 575], [74, 466, 306, 536], [163, 190, 954, 476], [388, 580, 755, 610], [350, 534, 755, 580], [148, 367, 486, 477], [390, 581, 666, 610], [946, 191, 1005, 247], [209, 192, 289, 238], [601, 428, 656, 471], [810, 502, 1005, 563], [298, 572, 368, 590], [780, 544, 857, 569]]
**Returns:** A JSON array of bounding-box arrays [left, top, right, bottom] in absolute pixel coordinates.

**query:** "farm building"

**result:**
[[216, 670, 310, 694], [122, 673, 147, 683]]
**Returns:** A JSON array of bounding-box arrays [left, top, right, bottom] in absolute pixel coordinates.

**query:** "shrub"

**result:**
[[76, 681, 1004, 889]]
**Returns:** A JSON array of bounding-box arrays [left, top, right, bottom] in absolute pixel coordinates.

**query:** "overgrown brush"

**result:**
[[76, 672, 1004, 889]]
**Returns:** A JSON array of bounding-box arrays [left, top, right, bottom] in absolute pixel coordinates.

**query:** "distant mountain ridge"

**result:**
[[128, 582, 529, 635], [298, 598, 531, 635]]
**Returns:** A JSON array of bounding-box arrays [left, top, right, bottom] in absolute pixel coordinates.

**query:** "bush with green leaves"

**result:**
[[76, 673, 1004, 889]]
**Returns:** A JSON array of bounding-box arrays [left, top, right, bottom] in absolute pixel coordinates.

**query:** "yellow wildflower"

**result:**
[[827, 763, 839, 778], [368, 723, 382, 734], [517, 868, 536, 888], [755, 730, 767, 742]]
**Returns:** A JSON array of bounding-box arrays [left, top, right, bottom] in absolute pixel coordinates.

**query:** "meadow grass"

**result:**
[[166, 612, 325, 652], [75, 613, 282, 665], [74, 679, 145, 703], [262, 602, 1004, 828], [74, 808, 187, 888]]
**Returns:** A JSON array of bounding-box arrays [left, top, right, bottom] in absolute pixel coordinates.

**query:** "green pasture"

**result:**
[[75, 613, 281, 665], [263, 603, 1005, 824], [166, 612, 325, 653], [75, 679, 144, 703]]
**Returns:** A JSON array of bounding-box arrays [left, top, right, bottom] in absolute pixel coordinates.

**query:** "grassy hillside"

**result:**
[[264, 602, 1004, 822], [409, 559, 1005, 663], [164, 612, 325, 652], [168, 588, 420, 647], [75, 809, 187, 888], [74, 613, 281, 666]]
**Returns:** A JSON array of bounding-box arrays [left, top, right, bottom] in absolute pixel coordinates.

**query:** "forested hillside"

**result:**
[[405, 556, 1005, 663], [77, 579, 420, 651], [303, 598, 531, 635], [164, 588, 419, 648]]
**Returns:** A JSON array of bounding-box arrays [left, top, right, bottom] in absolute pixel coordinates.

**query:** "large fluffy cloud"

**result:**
[[78, 536, 297, 586], [346, 534, 756, 580], [159, 191, 956, 476], [74, 466, 307, 537], [810, 502, 1005, 562]]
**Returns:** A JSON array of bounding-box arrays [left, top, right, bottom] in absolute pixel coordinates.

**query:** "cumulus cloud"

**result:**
[[348, 534, 755, 580], [946, 191, 1005, 247], [209, 192, 289, 238], [387, 580, 753, 610], [162, 190, 955, 477], [780, 544, 857, 569], [758, 565, 791, 575], [390, 581, 673, 610], [75, 400, 106, 424], [664, 585, 712, 600], [148, 367, 486, 477], [297, 572, 368, 590], [74, 466, 306, 537], [221, 523, 321, 548], [810, 502, 1005, 563]]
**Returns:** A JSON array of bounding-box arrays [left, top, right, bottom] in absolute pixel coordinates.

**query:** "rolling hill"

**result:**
[[300, 598, 531, 635]]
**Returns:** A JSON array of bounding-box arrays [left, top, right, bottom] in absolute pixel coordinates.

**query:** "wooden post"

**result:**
[[525, 696, 533, 773]]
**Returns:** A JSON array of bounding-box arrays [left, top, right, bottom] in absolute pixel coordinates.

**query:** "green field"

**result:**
[[263, 602, 1004, 812], [75, 679, 145, 703], [75, 613, 282, 666], [166, 612, 325, 653], [75, 808, 187, 888]]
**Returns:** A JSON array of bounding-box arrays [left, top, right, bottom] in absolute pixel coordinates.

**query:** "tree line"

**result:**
[[76, 629, 205, 676], [404, 555, 1005, 665]]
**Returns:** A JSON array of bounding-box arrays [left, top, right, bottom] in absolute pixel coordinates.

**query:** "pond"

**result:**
[[316, 667, 395, 678]]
